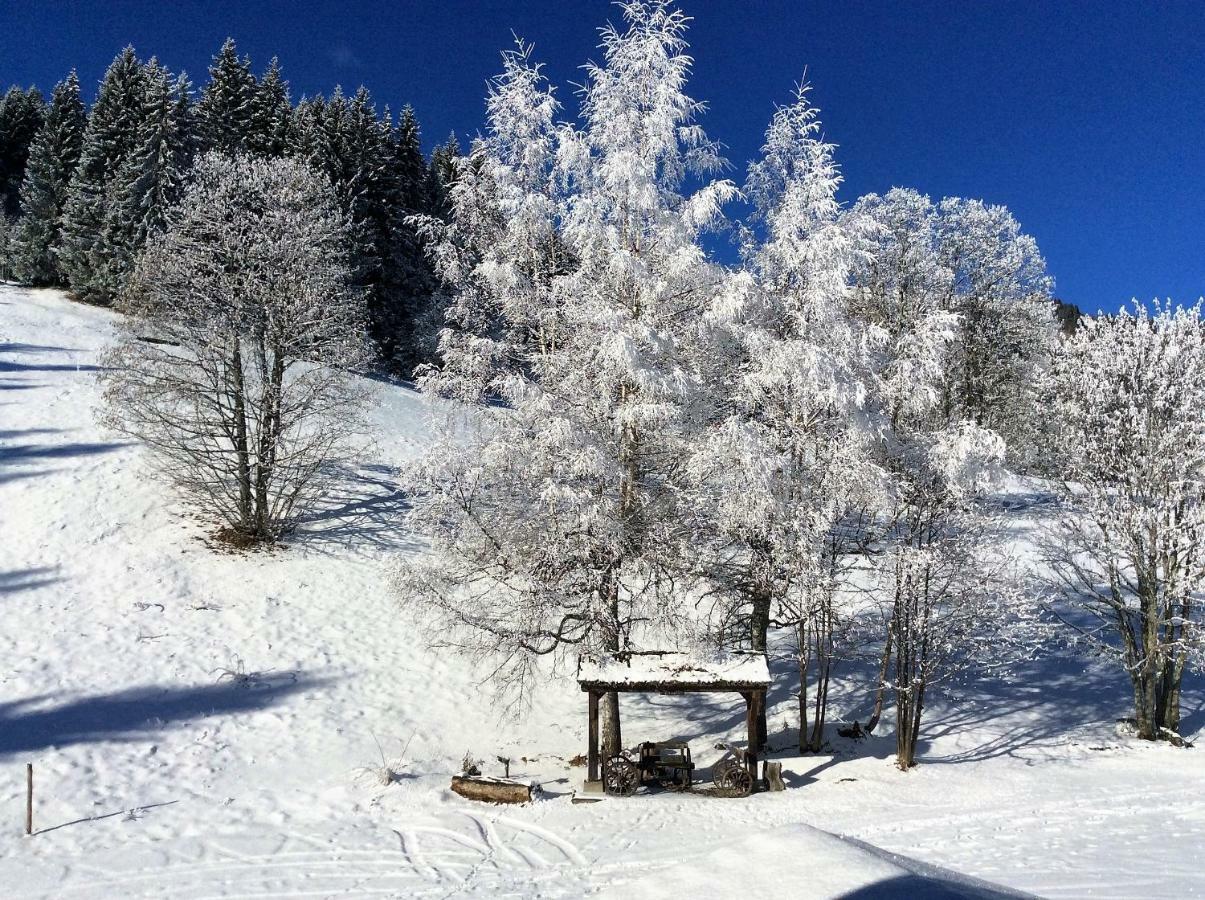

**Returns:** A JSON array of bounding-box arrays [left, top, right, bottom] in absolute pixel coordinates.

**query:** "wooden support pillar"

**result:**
[[587, 690, 600, 783], [744, 691, 761, 790]]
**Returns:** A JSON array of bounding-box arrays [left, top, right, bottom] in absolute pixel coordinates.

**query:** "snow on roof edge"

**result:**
[[576, 650, 771, 688]]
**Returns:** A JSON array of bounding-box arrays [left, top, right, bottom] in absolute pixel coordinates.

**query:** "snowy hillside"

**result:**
[[1, 284, 1203, 898]]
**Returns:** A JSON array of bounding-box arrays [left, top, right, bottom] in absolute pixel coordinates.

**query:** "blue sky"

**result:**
[[2, 0, 1202, 313]]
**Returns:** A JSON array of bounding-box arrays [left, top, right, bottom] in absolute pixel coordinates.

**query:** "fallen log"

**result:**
[[450, 774, 533, 804]]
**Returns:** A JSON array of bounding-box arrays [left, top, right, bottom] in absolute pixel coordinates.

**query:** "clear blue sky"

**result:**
[[2, 0, 1202, 313]]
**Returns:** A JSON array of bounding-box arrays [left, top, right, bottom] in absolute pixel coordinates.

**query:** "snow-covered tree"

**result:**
[[101, 61, 196, 292], [247, 57, 292, 157], [12, 71, 86, 285], [414, 37, 567, 401], [0, 215, 17, 281], [1045, 301, 1205, 743], [688, 83, 878, 750], [197, 38, 257, 154], [846, 188, 1038, 768], [935, 197, 1055, 460], [101, 153, 372, 544], [0, 85, 46, 220], [397, 2, 734, 754], [873, 422, 1031, 769], [848, 188, 1055, 461], [385, 104, 442, 369], [59, 47, 148, 303]]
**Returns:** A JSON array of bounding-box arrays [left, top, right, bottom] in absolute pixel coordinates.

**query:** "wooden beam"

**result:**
[[579, 681, 770, 694], [587, 690, 600, 783], [744, 691, 760, 790]]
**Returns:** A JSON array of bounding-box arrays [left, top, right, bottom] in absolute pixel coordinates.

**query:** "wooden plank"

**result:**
[[587, 690, 600, 784]]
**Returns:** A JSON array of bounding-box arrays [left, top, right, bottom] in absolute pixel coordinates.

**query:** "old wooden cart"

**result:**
[[603, 740, 694, 795]]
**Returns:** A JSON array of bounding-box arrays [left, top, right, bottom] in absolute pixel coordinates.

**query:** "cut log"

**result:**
[[450, 775, 533, 805]]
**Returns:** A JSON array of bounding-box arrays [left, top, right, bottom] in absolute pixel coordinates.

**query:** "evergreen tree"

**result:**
[[0, 85, 47, 219], [197, 38, 257, 153], [248, 58, 292, 157], [59, 47, 147, 303], [291, 86, 431, 367], [102, 62, 196, 292], [0, 216, 16, 281], [386, 105, 440, 368], [394, 106, 430, 211], [426, 131, 461, 219], [12, 72, 86, 285]]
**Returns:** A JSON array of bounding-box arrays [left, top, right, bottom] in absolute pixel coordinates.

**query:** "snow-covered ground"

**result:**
[[1, 284, 1202, 898]]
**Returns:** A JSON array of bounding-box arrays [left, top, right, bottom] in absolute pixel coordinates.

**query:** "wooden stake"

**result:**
[[25, 764, 32, 836]]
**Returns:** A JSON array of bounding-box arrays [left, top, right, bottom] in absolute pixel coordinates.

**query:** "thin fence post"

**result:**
[[25, 763, 33, 836]]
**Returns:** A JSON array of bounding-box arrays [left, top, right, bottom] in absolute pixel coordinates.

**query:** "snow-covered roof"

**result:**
[[576, 651, 771, 692]]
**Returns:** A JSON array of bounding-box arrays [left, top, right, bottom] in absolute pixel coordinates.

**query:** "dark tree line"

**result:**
[[0, 39, 457, 373]]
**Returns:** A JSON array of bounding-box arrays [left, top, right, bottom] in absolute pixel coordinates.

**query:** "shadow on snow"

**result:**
[[0, 567, 62, 595], [0, 672, 329, 756], [289, 463, 418, 554]]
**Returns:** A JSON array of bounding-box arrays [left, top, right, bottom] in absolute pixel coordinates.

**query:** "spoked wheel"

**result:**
[[603, 756, 639, 796], [658, 767, 691, 792], [712, 759, 739, 789], [717, 766, 753, 798]]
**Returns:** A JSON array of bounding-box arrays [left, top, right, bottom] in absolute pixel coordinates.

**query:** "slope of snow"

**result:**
[[1, 284, 1202, 898]]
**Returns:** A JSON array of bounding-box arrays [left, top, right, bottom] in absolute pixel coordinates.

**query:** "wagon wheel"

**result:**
[[718, 766, 753, 798], [603, 756, 639, 796], [658, 767, 691, 792], [712, 759, 738, 789]]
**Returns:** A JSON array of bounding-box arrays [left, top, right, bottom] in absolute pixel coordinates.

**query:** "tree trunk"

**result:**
[[866, 625, 893, 733], [600, 691, 622, 757], [798, 621, 809, 753], [750, 585, 771, 751], [895, 686, 913, 770], [253, 349, 285, 538], [229, 336, 253, 532]]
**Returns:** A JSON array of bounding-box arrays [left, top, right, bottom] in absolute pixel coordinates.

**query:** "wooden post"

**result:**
[[587, 691, 600, 784], [744, 692, 761, 790], [25, 763, 32, 836]]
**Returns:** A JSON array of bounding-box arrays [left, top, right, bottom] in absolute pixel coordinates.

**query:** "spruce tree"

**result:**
[[102, 62, 196, 293], [0, 85, 47, 219], [387, 105, 440, 368], [248, 57, 292, 157], [197, 38, 257, 153], [12, 72, 86, 285], [291, 86, 410, 363], [426, 131, 461, 219], [60, 47, 147, 303]]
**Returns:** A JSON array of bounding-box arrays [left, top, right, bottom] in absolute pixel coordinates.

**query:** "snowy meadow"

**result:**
[[1, 1, 1203, 897]]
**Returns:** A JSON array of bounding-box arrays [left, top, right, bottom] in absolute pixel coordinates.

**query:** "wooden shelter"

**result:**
[[576, 650, 771, 791]]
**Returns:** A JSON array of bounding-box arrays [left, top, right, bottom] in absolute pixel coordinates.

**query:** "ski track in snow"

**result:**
[[1, 285, 1203, 899], [13, 814, 587, 899]]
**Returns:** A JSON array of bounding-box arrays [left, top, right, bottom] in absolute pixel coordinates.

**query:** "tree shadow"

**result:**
[[0, 427, 129, 482], [0, 672, 329, 756], [0, 341, 104, 391], [0, 441, 128, 462], [911, 653, 1200, 765], [290, 463, 418, 554], [0, 567, 61, 594], [0, 342, 84, 355], [0, 360, 108, 373]]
